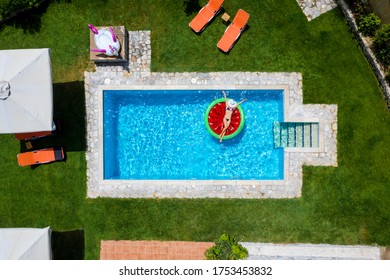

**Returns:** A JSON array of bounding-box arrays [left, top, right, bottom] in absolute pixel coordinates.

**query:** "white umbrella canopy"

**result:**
[[0, 227, 52, 260], [0, 48, 54, 133]]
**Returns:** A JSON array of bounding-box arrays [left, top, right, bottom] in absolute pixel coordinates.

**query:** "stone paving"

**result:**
[[243, 242, 384, 260], [100, 240, 214, 260], [296, 0, 338, 21], [100, 240, 385, 260], [84, 30, 338, 199]]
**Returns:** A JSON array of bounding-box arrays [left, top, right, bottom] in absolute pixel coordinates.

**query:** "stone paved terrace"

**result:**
[[100, 240, 213, 260], [296, 0, 338, 21], [85, 30, 337, 199]]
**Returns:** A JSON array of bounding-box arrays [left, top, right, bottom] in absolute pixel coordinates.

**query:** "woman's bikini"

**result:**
[[225, 106, 234, 121]]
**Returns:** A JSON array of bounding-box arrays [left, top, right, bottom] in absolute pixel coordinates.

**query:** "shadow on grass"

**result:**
[[183, 0, 201, 16], [52, 229, 85, 260], [52, 81, 86, 152], [0, 0, 52, 34]]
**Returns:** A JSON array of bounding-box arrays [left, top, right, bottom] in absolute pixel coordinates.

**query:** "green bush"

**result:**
[[0, 0, 41, 21], [386, 73, 390, 84], [353, 0, 371, 19], [358, 13, 381, 36], [374, 24, 390, 66], [205, 234, 248, 260]]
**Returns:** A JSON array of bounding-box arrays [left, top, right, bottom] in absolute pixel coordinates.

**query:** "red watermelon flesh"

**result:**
[[207, 102, 241, 135]]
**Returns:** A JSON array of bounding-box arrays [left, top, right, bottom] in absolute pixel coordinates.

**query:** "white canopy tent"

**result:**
[[0, 48, 54, 133], [0, 227, 52, 260]]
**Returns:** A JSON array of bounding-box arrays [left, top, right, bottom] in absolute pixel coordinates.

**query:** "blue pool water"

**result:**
[[103, 90, 284, 180]]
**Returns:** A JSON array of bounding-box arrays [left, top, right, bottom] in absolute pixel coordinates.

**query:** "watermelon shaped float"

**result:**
[[204, 98, 245, 140]]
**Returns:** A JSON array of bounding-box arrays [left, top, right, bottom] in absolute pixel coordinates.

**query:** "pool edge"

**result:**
[[86, 72, 337, 199]]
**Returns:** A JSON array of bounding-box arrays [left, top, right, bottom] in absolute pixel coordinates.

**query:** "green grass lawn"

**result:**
[[0, 0, 389, 259]]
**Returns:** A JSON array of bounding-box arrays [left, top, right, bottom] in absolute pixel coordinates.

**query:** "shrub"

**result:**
[[358, 13, 381, 36], [0, 0, 41, 21], [374, 24, 390, 67], [353, 0, 370, 19], [205, 234, 248, 260], [386, 73, 390, 84]]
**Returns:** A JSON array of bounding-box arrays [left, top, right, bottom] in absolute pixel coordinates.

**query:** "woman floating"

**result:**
[[219, 90, 246, 142]]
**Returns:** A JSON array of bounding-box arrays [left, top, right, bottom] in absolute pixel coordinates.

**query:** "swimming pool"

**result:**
[[103, 89, 284, 180]]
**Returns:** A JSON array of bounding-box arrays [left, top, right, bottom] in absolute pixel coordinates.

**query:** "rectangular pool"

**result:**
[[103, 89, 284, 180]]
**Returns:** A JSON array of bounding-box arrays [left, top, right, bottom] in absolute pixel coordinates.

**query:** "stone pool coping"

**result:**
[[85, 70, 337, 199]]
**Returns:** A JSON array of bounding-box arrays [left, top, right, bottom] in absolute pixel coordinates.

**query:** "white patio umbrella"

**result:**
[[0, 227, 52, 259], [0, 48, 54, 133]]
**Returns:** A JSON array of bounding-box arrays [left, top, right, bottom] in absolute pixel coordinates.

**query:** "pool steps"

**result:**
[[273, 122, 319, 148]]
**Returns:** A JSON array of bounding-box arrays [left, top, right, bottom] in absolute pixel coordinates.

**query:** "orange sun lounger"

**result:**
[[17, 147, 65, 167], [217, 9, 250, 52], [189, 0, 224, 33]]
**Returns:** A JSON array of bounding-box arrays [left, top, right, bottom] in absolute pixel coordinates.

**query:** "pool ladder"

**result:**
[[273, 122, 319, 148]]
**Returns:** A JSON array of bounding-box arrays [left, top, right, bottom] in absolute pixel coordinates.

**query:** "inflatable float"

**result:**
[[88, 24, 120, 56], [204, 98, 245, 140]]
